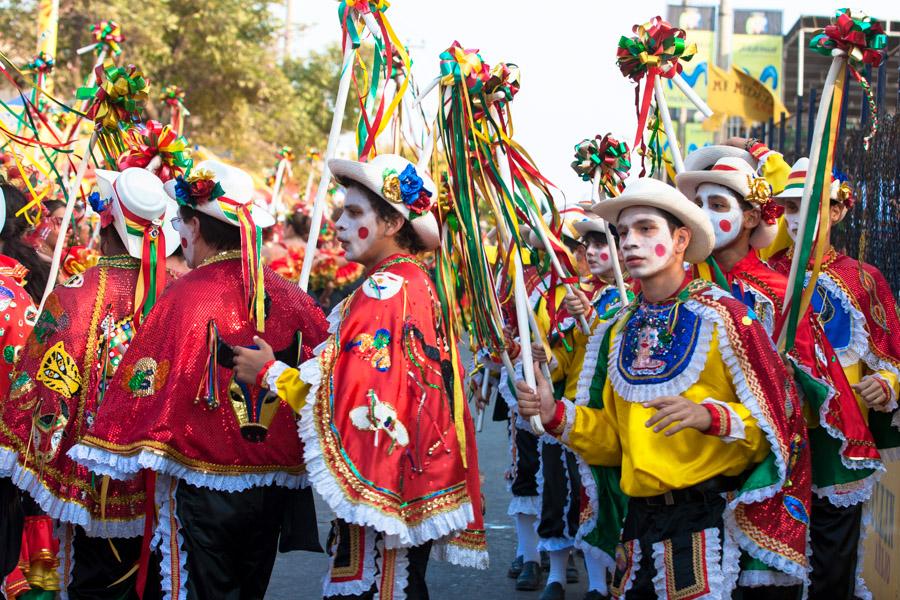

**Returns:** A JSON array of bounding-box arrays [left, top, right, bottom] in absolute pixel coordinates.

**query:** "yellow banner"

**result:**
[[706, 64, 789, 125], [36, 0, 59, 93]]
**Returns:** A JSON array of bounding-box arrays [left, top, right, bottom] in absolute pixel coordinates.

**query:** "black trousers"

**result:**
[[808, 495, 863, 600], [175, 482, 290, 600], [69, 527, 162, 600], [538, 441, 581, 542], [511, 427, 540, 498], [0, 478, 23, 577]]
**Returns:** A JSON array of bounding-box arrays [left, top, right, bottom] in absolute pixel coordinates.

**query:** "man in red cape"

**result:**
[[235, 154, 487, 600], [71, 160, 328, 599], [1, 168, 180, 598]]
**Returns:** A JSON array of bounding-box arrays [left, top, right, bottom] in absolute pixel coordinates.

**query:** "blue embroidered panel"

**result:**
[[593, 287, 623, 315], [617, 302, 703, 384], [811, 283, 851, 351]]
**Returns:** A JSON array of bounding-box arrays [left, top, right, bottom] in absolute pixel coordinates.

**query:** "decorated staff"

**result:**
[[269, 145, 294, 220], [38, 61, 149, 313], [303, 148, 320, 203], [571, 133, 630, 303], [299, 0, 410, 291], [617, 16, 709, 175], [777, 8, 886, 352], [159, 84, 189, 134]]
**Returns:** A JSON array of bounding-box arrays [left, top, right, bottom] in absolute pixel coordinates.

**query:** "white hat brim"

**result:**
[[683, 145, 755, 172], [675, 170, 750, 205], [163, 180, 276, 229]]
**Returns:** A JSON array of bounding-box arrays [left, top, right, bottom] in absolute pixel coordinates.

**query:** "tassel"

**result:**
[[195, 320, 220, 409]]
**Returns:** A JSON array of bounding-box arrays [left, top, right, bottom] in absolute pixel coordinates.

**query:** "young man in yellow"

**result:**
[[516, 178, 812, 599]]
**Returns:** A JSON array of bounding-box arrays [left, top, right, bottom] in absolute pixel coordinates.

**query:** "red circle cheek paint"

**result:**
[[358, 227, 369, 239], [600, 252, 610, 261], [718, 219, 733, 233], [654, 244, 667, 257]]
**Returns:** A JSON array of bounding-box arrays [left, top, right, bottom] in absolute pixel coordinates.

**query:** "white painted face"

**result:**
[[695, 183, 743, 250], [584, 237, 613, 279], [335, 186, 382, 264], [175, 213, 201, 269], [615, 207, 678, 279], [782, 198, 801, 241]]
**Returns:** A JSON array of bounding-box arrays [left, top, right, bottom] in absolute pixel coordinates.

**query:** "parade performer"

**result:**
[[771, 159, 900, 599], [517, 178, 811, 599], [0, 168, 179, 598], [70, 160, 328, 599], [234, 154, 487, 600]]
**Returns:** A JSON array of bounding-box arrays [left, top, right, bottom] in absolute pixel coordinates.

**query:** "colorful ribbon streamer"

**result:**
[[217, 197, 266, 333], [116, 184, 167, 325]]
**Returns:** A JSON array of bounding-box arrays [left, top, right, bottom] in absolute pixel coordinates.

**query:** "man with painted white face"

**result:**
[[71, 160, 329, 599], [770, 161, 900, 599], [233, 154, 487, 599], [516, 177, 812, 599], [677, 156, 882, 598]]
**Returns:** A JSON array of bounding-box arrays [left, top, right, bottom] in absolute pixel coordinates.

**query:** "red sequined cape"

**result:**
[[301, 254, 486, 565], [73, 257, 328, 491], [0, 256, 151, 536], [0, 255, 35, 394]]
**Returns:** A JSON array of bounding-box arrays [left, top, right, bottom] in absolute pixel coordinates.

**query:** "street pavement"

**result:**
[[266, 408, 589, 599]]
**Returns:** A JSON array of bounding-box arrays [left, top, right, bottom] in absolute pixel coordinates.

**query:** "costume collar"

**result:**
[[98, 254, 141, 269], [198, 249, 243, 269]]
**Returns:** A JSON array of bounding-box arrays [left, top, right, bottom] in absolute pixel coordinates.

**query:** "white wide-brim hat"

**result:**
[[95, 168, 180, 259], [775, 157, 809, 200], [676, 156, 778, 249], [683, 145, 756, 172], [592, 177, 714, 264], [164, 159, 275, 229], [329, 154, 440, 251]]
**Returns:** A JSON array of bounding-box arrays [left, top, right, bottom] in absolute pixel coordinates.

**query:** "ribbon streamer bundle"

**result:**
[[160, 85, 190, 134]]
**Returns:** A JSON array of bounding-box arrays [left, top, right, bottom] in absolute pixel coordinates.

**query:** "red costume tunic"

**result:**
[[71, 252, 328, 491], [0, 256, 153, 536]]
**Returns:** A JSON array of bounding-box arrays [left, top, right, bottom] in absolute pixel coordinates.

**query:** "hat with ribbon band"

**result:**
[[95, 167, 179, 324]]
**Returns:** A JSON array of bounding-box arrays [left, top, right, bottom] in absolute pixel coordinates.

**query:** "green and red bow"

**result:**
[[810, 9, 887, 150], [571, 134, 631, 195], [89, 20, 125, 56], [76, 62, 149, 133], [118, 120, 192, 182], [440, 41, 491, 95]]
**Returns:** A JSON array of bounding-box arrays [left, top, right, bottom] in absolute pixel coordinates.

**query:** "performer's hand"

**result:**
[[852, 376, 892, 411], [779, 354, 796, 379], [725, 136, 749, 149], [233, 336, 276, 386], [531, 342, 548, 364], [564, 290, 591, 318], [515, 362, 556, 424], [471, 376, 489, 411], [643, 396, 711, 436]]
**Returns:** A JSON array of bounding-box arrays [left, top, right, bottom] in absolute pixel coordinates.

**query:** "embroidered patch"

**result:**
[[346, 328, 391, 371], [783, 495, 809, 525], [122, 357, 170, 397], [811, 282, 851, 351], [0, 285, 16, 312], [98, 315, 136, 376], [24, 305, 38, 327], [32, 301, 70, 346], [228, 377, 280, 443], [618, 303, 702, 383], [349, 390, 409, 453], [362, 272, 404, 300], [36, 342, 81, 398], [32, 398, 69, 464], [3, 344, 20, 364], [62, 274, 84, 288], [9, 370, 35, 401]]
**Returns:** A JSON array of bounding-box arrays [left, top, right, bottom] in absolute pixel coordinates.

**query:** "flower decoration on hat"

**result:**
[[306, 148, 321, 163], [811, 9, 887, 150], [88, 191, 115, 228], [277, 146, 295, 162], [832, 169, 855, 208], [382, 165, 432, 218], [89, 20, 125, 56], [745, 176, 782, 225], [173, 169, 225, 208], [160, 85, 185, 108]]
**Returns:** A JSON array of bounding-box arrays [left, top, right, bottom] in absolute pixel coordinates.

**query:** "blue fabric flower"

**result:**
[[173, 175, 192, 205], [397, 164, 432, 216], [88, 191, 108, 213]]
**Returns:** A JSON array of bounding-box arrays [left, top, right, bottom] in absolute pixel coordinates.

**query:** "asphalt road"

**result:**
[[265, 410, 589, 599]]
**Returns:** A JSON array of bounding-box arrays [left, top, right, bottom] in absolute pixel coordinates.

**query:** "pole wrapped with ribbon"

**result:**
[[810, 8, 887, 150]]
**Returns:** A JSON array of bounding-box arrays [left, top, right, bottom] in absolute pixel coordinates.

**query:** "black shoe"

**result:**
[[567, 553, 579, 583], [516, 561, 541, 591], [583, 592, 610, 600], [541, 550, 550, 571], [539, 581, 565, 600], [508, 555, 524, 579]]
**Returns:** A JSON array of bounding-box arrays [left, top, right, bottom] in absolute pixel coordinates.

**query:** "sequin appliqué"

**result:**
[[349, 389, 409, 454], [618, 303, 702, 384], [36, 341, 81, 398], [346, 328, 391, 372]]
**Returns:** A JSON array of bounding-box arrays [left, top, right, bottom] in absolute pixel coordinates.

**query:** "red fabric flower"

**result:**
[[190, 179, 216, 204], [406, 190, 432, 217]]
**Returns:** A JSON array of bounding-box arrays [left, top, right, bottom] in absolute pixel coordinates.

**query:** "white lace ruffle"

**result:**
[[854, 503, 873, 600], [322, 524, 377, 598], [430, 539, 490, 570], [154, 475, 189, 600], [297, 354, 473, 549], [507, 495, 540, 517], [574, 317, 617, 408], [737, 569, 801, 587], [0, 448, 143, 538], [607, 303, 714, 403], [812, 472, 879, 509], [67, 444, 306, 492], [55, 522, 75, 600], [619, 539, 642, 597]]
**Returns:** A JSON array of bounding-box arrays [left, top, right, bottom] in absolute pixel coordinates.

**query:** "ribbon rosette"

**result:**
[[306, 148, 321, 163], [571, 134, 631, 195], [382, 165, 432, 218], [89, 20, 125, 56], [26, 52, 54, 75], [440, 41, 491, 95], [484, 62, 520, 102], [616, 17, 696, 82], [173, 169, 225, 208], [745, 176, 782, 225], [277, 146, 295, 162], [810, 9, 887, 150], [160, 85, 186, 107], [76, 63, 149, 133], [118, 120, 192, 182]]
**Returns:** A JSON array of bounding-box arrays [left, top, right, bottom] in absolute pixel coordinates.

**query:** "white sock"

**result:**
[[515, 513, 540, 563], [547, 549, 569, 586], [584, 551, 610, 594]]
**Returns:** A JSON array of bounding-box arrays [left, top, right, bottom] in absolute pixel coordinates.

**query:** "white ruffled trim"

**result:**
[[652, 527, 727, 599], [619, 539, 642, 597], [854, 503, 873, 600], [870, 372, 899, 412], [67, 444, 306, 492], [430, 538, 490, 570], [737, 569, 801, 587], [507, 495, 540, 517], [297, 348, 474, 549], [558, 398, 577, 447], [701, 398, 747, 442], [376, 540, 409, 600], [55, 522, 75, 600], [607, 302, 714, 403], [535, 436, 576, 552], [812, 471, 880, 508], [154, 475, 189, 600], [812, 273, 872, 369], [322, 524, 377, 598], [573, 450, 608, 561], [0, 447, 143, 538], [722, 526, 741, 596], [266, 360, 291, 395]]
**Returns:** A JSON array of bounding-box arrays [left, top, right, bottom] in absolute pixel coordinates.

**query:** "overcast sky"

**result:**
[[288, 0, 899, 201]]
